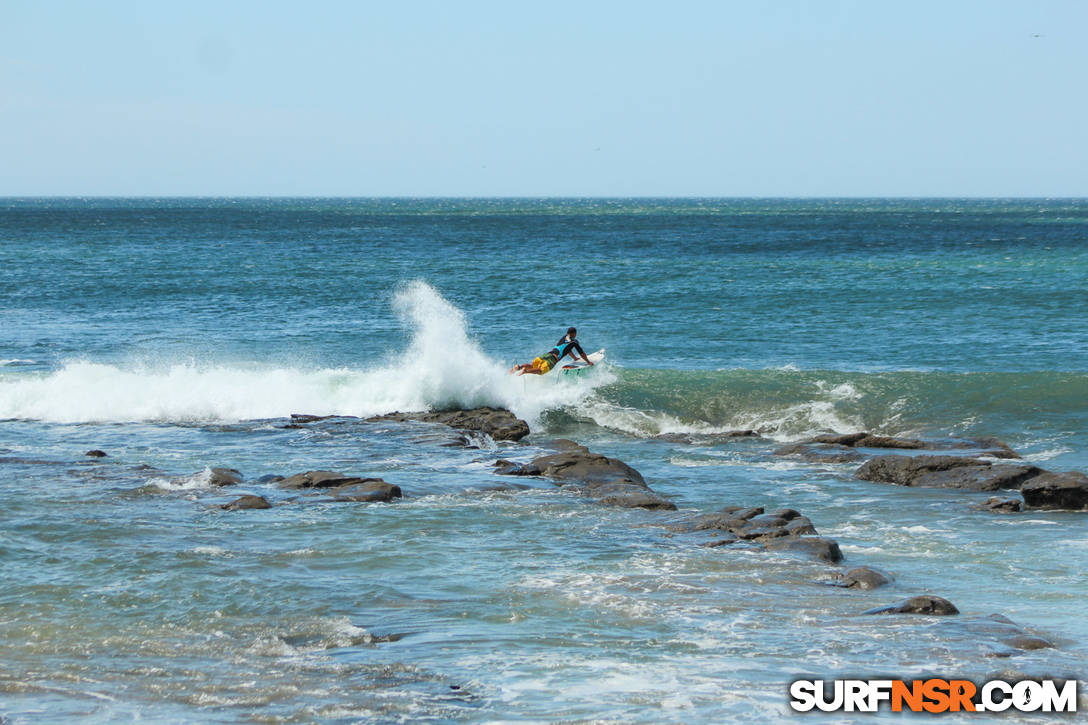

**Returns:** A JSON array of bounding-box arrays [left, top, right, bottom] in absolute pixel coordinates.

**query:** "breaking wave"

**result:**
[[0, 281, 610, 425]]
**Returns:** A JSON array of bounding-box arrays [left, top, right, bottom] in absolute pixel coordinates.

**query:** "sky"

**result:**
[[1, 1, 1085, 197]]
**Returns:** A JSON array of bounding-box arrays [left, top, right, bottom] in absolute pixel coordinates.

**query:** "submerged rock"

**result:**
[[774, 443, 865, 463], [763, 536, 843, 563], [832, 566, 894, 590], [863, 595, 959, 616], [673, 504, 841, 562], [206, 468, 243, 487], [809, 433, 1019, 458], [494, 444, 675, 510], [85, 449, 108, 458], [1020, 471, 1088, 510], [367, 407, 530, 442], [975, 497, 1023, 513], [855, 455, 1041, 491], [328, 480, 402, 502], [221, 494, 272, 510], [954, 614, 1056, 653], [652, 430, 759, 444]]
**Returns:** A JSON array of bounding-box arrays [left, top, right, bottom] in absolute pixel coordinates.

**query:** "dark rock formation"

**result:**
[[328, 480, 402, 502], [863, 595, 959, 616], [774, 443, 865, 463], [814, 433, 924, 449], [367, 407, 530, 442], [673, 505, 840, 562], [1020, 471, 1088, 510], [956, 614, 1055, 653], [763, 536, 843, 563], [206, 468, 243, 487], [494, 444, 674, 510], [221, 494, 272, 510], [832, 566, 894, 590], [278, 470, 402, 502], [652, 430, 758, 444], [809, 432, 1020, 458], [974, 497, 1022, 513], [85, 449, 108, 458], [280, 470, 388, 491], [856, 455, 1041, 491]]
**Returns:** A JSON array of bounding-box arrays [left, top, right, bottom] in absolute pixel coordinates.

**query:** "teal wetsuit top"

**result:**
[[545, 336, 586, 365]]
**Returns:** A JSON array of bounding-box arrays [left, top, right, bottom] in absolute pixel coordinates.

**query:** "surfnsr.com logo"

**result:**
[[789, 679, 1077, 713]]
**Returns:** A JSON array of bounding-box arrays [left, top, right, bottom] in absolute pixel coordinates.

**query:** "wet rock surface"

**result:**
[[327, 480, 403, 502], [863, 595, 960, 616], [1020, 471, 1088, 510], [671, 505, 842, 562], [975, 497, 1022, 513], [84, 449, 108, 458], [221, 494, 272, 510], [809, 433, 1020, 458], [279, 470, 397, 499], [831, 566, 894, 590], [207, 468, 243, 487], [773, 443, 865, 463], [855, 455, 1041, 491], [652, 430, 759, 444], [494, 444, 675, 510], [952, 614, 1056, 655], [367, 407, 530, 442]]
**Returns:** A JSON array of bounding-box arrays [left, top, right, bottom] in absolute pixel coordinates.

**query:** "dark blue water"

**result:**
[[0, 198, 1085, 722]]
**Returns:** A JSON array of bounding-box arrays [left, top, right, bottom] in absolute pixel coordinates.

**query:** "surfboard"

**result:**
[[561, 349, 605, 375]]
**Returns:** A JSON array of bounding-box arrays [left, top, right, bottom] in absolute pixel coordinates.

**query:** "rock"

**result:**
[[280, 470, 375, 490], [288, 414, 339, 424], [1006, 635, 1054, 650], [855, 435, 926, 450], [492, 459, 539, 476], [763, 536, 843, 563], [256, 474, 285, 484], [221, 494, 272, 510], [495, 443, 675, 510], [1020, 471, 1088, 510], [653, 431, 758, 444], [855, 455, 1041, 491], [581, 480, 674, 510], [833, 566, 894, 590], [957, 614, 1055, 651], [85, 449, 108, 458], [863, 595, 959, 616], [975, 497, 1022, 513], [330, 480, 402, 502], [774, 443, 864, 463], [207, 468, 243, 487], [529, 449, 647, 485], [809, 432, 1019, 458], [367, 407, 530, 442], [542, 439, 591, 452]]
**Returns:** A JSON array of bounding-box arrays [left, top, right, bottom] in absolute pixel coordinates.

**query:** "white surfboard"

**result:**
[[561, 348, 605, 374]]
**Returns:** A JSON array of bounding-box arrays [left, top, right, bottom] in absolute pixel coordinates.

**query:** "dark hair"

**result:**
[[566, 326, 577, 337]]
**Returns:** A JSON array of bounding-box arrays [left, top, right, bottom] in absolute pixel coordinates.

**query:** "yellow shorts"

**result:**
[[531, 356, 552, 373]]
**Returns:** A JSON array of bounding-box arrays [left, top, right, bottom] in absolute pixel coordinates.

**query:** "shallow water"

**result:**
[[0, 198, 1085, 722]]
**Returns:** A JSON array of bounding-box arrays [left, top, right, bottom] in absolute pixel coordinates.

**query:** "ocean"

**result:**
[[0, 198, 1085, 722]]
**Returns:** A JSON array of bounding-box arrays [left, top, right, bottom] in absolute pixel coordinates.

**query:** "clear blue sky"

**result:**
[[1, 1, 1084, 196]]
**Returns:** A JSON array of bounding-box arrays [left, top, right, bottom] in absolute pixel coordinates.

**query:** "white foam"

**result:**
[[0, 358, 36, 366], [0, 282, 611, 426]]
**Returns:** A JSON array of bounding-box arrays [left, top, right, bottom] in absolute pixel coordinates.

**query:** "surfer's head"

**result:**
[[566, 326, 577, 339]]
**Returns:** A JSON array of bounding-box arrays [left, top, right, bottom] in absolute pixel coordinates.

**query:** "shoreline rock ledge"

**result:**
[[366, 407, 531, 442], [494, 440, 676, 510]]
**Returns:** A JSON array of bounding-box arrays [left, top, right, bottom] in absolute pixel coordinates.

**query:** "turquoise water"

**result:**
[[0, 198, 1085, 722]]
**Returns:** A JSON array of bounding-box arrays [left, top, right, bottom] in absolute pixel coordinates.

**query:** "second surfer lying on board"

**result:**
[[509, 327, 594, 376]]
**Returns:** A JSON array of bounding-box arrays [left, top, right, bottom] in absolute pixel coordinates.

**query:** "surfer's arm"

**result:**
[[573, 341, 592, 365]]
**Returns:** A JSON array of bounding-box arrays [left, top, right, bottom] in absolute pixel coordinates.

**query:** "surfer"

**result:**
[[509, 327, 594, 376]]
